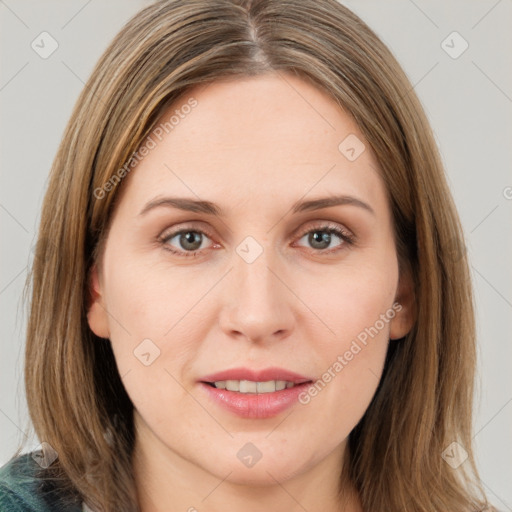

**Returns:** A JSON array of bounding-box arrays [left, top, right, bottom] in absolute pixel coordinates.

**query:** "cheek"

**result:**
[[103, 250, 209, 345], [99, 256, 208, 412], [307, 254, 398, 348], [295, 258, 397, 427], [297, 309, 391, 448]]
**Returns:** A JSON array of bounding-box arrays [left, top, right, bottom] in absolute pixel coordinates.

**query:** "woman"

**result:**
[[0, 0, 497, 510]]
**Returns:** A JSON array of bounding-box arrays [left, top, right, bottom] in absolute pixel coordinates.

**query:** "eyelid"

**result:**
[[294, 220, 354, 241], [158, 222, 217, 249], [158, 219, 356, 257], [159, 220, 214, 238]]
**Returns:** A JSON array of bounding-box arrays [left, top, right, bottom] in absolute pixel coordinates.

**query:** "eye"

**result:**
[[159, 226, 215, 258], [294, 223, 355, 254], [158, 222, 355, 258]]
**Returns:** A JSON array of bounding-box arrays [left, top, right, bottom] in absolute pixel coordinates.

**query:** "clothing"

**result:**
[[0, 452, 85, 511]]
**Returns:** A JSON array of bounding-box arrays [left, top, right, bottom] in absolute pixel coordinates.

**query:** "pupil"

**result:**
[[181, 231, 201, 250], [310, 231, 330, 249]]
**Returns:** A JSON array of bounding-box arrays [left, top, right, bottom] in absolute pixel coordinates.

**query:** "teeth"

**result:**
[[213, 380, 296, 393], [240, 380, 257, 393], [225, 380, 239, 391]]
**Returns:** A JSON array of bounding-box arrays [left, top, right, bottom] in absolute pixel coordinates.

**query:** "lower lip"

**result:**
[[198, 382, 312, 419]]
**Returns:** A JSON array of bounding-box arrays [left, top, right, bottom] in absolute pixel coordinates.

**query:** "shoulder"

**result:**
[[0, 452, 83, 511]]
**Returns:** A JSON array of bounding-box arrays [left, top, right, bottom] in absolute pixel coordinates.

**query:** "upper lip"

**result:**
[[200, 367, 314, 384]]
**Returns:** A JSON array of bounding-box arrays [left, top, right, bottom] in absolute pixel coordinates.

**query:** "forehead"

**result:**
[[117, 72, 386, 217]]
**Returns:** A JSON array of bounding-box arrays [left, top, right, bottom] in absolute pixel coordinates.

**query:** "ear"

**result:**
[[389, 264, 416, 340], [86, 264, 110, 339]]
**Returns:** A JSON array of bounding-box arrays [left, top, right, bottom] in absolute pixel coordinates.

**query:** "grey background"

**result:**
[[1, 0, 511, 509]]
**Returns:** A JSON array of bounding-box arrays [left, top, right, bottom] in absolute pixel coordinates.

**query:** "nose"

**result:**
[[218, 244, 295, 344]]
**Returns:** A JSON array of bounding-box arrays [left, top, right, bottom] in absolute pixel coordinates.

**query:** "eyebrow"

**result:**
[[138, 194, 375, 217]]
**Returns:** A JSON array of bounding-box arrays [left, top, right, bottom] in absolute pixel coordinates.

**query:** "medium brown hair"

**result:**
[[16, 0, 493, 510]]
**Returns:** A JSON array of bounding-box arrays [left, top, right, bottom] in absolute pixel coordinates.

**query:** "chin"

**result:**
[[200, 449, 308, 486]]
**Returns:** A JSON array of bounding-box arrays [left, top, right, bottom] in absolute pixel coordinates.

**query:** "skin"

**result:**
[[87, 71, 414, 512]]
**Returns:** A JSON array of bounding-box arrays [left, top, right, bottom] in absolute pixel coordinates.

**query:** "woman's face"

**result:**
[[88, 72, 413, 488]]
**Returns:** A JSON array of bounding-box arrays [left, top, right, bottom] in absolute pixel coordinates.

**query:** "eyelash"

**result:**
[[158, 222, 355, 258]]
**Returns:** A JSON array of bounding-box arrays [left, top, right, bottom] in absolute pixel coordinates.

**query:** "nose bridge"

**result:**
[[234, 238, 281, 308], [219, 236, 292, 341]]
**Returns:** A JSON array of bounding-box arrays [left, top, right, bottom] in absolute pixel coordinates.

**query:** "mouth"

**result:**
[[197, 367, 315, 419], [201, 379, 313, 394], [199, 366, 314, 391]]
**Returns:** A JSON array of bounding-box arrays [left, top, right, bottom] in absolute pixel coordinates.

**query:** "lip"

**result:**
[[200, 366, 314, 385], [198, 367, 315, 419]]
